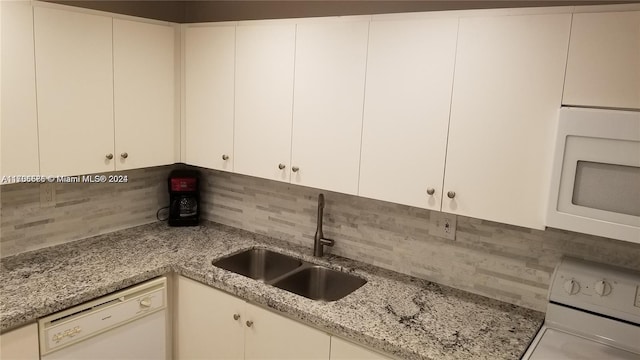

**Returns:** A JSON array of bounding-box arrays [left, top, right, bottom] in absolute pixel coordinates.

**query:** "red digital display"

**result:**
[[170, 178, 197, 192]]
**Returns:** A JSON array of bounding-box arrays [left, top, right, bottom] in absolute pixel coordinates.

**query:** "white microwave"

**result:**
[[547, 107, 640, 243]]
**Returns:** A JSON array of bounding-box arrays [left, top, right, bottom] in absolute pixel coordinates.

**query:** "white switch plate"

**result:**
[[429, 212, 457, 240]]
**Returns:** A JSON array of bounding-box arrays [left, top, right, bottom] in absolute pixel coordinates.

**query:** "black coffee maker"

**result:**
[[168, 170, 200, 226]]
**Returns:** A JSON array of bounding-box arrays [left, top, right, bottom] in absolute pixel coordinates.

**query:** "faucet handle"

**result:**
[[320, 238, 334, 247]]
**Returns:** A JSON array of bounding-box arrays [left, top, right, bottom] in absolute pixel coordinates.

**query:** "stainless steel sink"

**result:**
[[212, 248, 367, 301], [212, 249, 302, 282], [272, 266, 367, 301]]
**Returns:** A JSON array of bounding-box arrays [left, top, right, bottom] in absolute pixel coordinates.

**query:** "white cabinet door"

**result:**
[[176, 276, 330, 360], [359, 17, 457, 210], [444, 13, 571, 229], [185, 24, 235, 171], [563, 11, 640, 110], [234, 22, 296, 183], [330, 336, 393, 360], [1, 0, 39, 179], [113, 19, 175, 170], [176, 276, 244, 360], [245, 303, 330, 360], [0, 323, 39, 360], [291, 19, 369, 195], [34, 6, 114, 175]]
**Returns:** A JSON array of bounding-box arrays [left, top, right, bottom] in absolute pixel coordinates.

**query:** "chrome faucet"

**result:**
[[314, 193, 334, 257]]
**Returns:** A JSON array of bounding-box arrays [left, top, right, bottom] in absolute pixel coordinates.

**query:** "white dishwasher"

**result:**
[[38, 277, 168, 360]]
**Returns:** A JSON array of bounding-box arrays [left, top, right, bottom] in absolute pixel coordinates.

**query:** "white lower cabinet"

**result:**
[[176, 276, 330, 360], [0, 323, 40, 360], [330, 336, 393, 360], [244, 301, 330, 360], [176, 276, 244, 359]]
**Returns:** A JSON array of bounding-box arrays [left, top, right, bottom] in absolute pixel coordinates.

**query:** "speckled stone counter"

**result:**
[[0, 221, 544, 360]]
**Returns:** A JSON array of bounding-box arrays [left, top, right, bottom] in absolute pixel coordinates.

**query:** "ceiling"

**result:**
[[45, 0, 639, 23]]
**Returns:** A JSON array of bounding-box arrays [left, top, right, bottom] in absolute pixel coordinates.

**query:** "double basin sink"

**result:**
[[212, 249, 366, 301]]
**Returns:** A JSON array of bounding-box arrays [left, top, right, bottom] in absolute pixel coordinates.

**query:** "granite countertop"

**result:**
[[0, 221, 544, 360]]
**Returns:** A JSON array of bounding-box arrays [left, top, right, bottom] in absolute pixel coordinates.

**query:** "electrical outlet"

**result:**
[[40, 183, 56, 207], [429, 212, 457, 240]]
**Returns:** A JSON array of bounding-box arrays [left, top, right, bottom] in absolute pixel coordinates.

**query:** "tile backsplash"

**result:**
[[0, 166, 172, 257], [198, 167, 640, 312], [2, 164, 640, 312]]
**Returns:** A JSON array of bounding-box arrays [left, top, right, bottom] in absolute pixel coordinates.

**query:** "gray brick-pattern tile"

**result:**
[[3, 164, 640, 312], [197, 167, 640, 312], [0, 166, 172, 257]]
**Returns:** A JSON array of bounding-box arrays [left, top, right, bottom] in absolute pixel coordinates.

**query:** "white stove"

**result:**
[[522, 257, 640, 360]]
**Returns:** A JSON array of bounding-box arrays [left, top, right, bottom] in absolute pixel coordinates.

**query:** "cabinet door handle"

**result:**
[[105, 153, 114, 160], [245, 320, 253, 328], [139, 297, 152, 308], [222, 154, 229, 161], [233, 314, 240, 321], [291, 166, 299, 173], [278, 163, 286, 170], [426, 188, 435, 195], [120, 152, 128, 159], [447, 191, 456, 199]]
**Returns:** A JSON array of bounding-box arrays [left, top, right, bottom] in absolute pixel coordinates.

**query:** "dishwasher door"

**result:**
[[39, 277, 167, 360], [42, 309, 166, 360]]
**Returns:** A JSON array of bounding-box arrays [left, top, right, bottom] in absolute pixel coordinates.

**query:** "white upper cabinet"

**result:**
[[113, 19, 176, 170], [234, 22, 296, 183], [291, 19, 370, 195], [34, 6, 114, 175], [563, 11, 640, 110], [1, 1, 39, 179], [185, 24, 235, 171], [444, 13, 571, 229], [359, 16, 457, 210]]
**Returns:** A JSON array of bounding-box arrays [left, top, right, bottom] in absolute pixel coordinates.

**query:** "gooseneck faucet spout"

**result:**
[[314, 194, 334, 257], [316, 194, 325, 240]]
